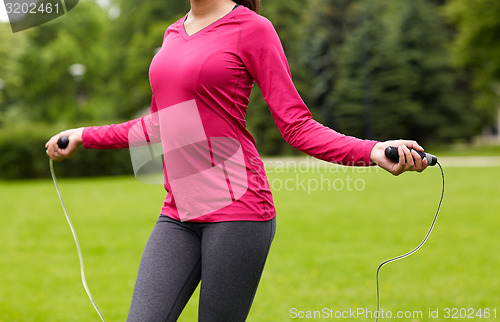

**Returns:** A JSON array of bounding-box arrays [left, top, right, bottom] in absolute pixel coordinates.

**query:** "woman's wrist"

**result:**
[[369, 142, 384, 164], [73, 127, 84, 145]]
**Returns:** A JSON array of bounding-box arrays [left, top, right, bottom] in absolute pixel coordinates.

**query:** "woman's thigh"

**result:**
[[127, 216, 202, 322], [198, 218, 276, 322]]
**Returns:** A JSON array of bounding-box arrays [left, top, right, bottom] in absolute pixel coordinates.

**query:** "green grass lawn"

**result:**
[[429, 143, 500, 157], [1, 161, 499, 321]]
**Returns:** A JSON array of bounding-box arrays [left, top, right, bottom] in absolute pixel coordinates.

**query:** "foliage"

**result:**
[[445, 0, 500, 125], [0, 125, 132, 179], [12, 1, 112, 123], [0, 24, 29, 126], [1, 0, 499, 178], [303, 0, 359, 129], [392, 0, 479, 142], [310, 0, 478, 143]]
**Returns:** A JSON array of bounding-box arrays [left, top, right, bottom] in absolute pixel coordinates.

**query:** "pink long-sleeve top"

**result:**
[[82, 6, 378, 222]]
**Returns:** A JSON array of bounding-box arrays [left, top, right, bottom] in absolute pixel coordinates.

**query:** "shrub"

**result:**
[[0, 125, 133, 180]]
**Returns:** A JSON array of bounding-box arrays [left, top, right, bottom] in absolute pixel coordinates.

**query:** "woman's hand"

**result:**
[[370, 140, 428, 176], [45, 128, 84, 162]]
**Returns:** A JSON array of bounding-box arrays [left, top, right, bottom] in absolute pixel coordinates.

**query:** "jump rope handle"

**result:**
[[384, 146, 437, 166], [57, 136, 69, 149]]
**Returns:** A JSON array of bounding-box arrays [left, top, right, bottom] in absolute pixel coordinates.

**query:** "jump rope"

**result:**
[[49, 138, 444, 321], [49, 136, 106, 322], [377, 147, 445, 321]]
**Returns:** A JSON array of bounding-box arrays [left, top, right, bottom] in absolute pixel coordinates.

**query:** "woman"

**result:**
[[46, 0, 428, 320]]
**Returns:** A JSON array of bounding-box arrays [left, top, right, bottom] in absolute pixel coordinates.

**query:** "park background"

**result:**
[[1, 0, 499, 321]]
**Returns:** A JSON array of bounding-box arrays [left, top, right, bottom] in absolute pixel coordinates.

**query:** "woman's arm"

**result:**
[[46, 95, 160, 161], [240, 16, 377, 166], [240, 15, 427, 174], [82, 96, 160, 149]]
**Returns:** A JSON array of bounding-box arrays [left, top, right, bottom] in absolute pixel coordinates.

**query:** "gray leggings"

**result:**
[[127, 215, 276, 322]]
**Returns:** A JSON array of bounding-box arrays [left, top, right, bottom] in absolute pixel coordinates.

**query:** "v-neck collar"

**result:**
[[181, 5, 242, 40]]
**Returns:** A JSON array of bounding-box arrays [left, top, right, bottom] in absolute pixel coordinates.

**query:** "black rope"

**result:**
[[375, 162, 445, 321]]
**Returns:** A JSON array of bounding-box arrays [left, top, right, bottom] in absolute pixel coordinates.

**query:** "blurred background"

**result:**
[[0, 0, 499, 179], [1, 1, 500, 321]]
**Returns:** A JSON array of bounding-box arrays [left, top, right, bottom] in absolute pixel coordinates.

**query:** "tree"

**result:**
[[303, 0, 358, 129], [334, 0, 400, 139], [392, 0, 478, 142], [14, 1, 111, 123], [0, 23, 28, 125], [333, 0, 477, 142], [446, 0, 500, 127]]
